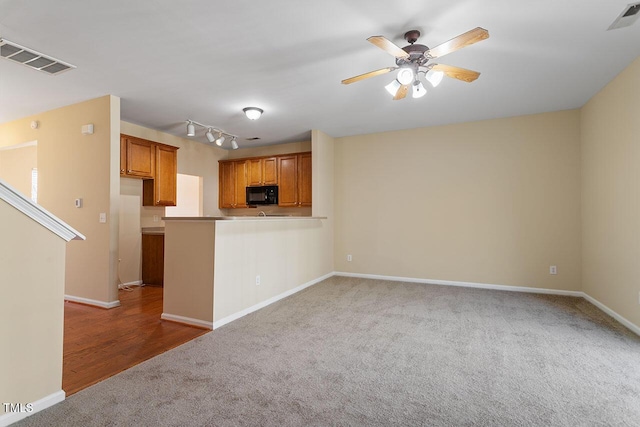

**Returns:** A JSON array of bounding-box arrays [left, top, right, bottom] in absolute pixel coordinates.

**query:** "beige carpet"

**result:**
[[17, 276, 640, 426]]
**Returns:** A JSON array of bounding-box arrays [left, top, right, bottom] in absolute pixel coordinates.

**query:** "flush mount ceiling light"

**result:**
[[341, 27, 489, 100], [243, 107, 263, 120], [185, 120, 239, 149], [0, 38, 76, 75]]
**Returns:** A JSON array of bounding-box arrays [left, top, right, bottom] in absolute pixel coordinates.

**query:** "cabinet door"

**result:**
[[154, 144, 178, 206], [262, 157, 278, 185], [142, 234, 164, 286], [234, 160, 248, 208], [278, 155, 298, 207], [298, 152, 312, 207], [219, 161, 235, 208], [125, 137, 155, 178], [247, 158, 263, 186]]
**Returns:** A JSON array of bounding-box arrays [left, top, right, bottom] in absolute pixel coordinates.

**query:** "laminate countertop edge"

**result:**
[[162, 216, 327, 222]]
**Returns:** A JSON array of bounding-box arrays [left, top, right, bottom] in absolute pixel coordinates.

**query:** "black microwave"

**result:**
[[246, 185, 278, 205]]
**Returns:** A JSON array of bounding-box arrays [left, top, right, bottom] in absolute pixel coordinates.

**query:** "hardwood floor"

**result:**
[[63, 286, 209, 396]]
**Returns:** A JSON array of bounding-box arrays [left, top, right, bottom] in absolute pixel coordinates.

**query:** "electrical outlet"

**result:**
[[549, 265, 557, 275], [347, 254, 352, 262], [99, 213, 107, 223], [153, 215, 159, 222], [255, 275, 261, 286]]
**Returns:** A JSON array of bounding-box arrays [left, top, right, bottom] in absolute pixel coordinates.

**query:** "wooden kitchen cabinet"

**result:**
[[143, 144, 178, 206], [218, 160, 248, 208], [119, 134, 178, 207], [142, 233, 164, 286], [278, 152, 312, 207], [120, 135, 155, 178], [247, 157, 278, 186]]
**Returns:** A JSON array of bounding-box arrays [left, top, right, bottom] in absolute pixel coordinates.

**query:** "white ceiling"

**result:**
[[1, 0, 639, 148]]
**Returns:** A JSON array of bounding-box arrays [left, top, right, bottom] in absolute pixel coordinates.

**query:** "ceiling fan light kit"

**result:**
[[342, 27, 489, 100]]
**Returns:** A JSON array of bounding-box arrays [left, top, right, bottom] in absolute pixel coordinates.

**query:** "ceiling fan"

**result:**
[[342, 27, 489, 100]]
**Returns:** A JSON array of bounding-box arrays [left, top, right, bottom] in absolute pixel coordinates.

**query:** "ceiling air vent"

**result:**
[[608, 2, 640, 30], [0, 38, 75, 75]]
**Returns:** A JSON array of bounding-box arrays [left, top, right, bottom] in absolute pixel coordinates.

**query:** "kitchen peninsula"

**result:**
[[161, 215, 331, 330]]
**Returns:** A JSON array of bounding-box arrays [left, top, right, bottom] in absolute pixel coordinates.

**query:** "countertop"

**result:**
[[141, 227, 165, 235], [162, 216, 327, 222]]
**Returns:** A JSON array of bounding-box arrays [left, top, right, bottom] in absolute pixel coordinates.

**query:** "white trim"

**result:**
[[213, 272, 334, 329], [334, 272, 583, 297], [0, 390, 64, 427], [582, 292, 640, 336], [64, 294, 121, 309], [0, 179, 85, 242], [118, 280, 143, 288], [0, 140, 37, 151], [161, 313, 213, 330]]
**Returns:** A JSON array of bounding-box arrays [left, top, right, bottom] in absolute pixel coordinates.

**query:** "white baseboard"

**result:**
[[335, 272, 583, 297], [581, 292, 640, 336], [161, 313, 213, 330], [0, 390, 65, 427], [213, 272, 334, 329], [119, 280, 143, 288], [335, 271, 640, 336], [64, 294, 120, 309]]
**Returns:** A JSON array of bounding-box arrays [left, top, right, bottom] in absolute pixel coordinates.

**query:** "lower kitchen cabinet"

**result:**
[[142, 233, 164, 286]]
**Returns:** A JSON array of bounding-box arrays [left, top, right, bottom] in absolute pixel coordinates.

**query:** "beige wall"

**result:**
[[0, 144, 37, 197], [163, 221, 215, 323], [334, 110, 582, 291], [0, 95, 120, 304], [120, 121, 227, 219], [0, 201, 66, 412], [581, 56, 640, 326], [213, 219, 333, 322], [224, 140, 311, 159]]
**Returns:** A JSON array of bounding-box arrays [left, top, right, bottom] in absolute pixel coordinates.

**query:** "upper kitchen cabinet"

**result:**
[[120, 134, 179, 207], [247, 157, 278, 186], [143, 144, 178, 206], [120, 135, 155, 178], [278, 152, 311, 207], [219, 160, 248, 209]]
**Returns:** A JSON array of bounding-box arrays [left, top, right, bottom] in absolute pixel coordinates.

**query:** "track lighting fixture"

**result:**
[[205, 128, 215, 143], [243, 107, 263, 120], [184, 120, 239, 149], [215, 133, 225, 146]]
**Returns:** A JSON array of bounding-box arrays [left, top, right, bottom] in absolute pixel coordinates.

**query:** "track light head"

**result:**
[[231, 137, 239, 150], [186, 121, 195, 137], [215, 133, 225, 146], [205, 128, 215, 143]]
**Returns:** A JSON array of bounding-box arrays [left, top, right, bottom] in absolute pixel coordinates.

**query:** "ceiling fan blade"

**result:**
[[367, 36, 410, 59], [431, 64, 481, 83], [393, 84, 410, 100], [341, 67, 396, 85], [426, 27, 489, 59]]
